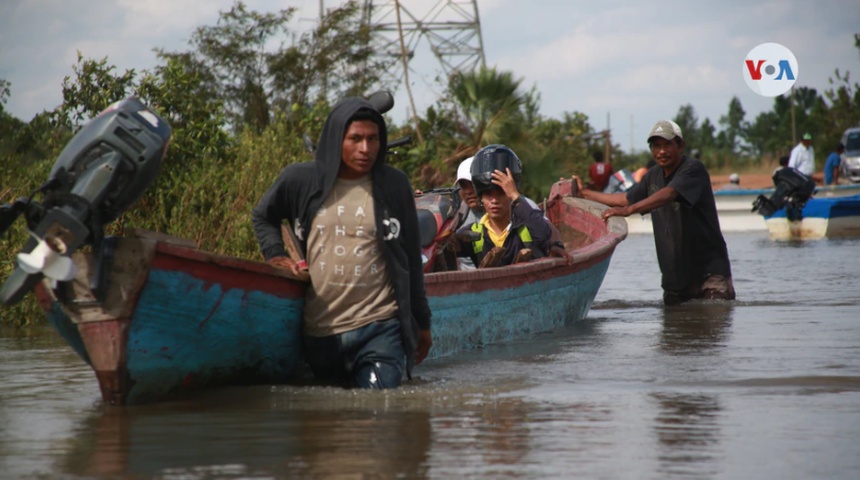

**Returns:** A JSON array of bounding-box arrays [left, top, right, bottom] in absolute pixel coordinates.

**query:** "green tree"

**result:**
[[447, 66, 530, 148], [185, 2, 296, 132], [180, 1, 391, 133], [55, 53, 137, 129], [811, 67, 860, 151], [718, 96, 746, 154], [699, 118, 716, 151], [673, 104, 700, 152], [269, 1, 390, 111], [0, 77, 9, 113]]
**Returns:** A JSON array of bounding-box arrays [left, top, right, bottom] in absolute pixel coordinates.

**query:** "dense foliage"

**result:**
[[1, 1, 859, 326]]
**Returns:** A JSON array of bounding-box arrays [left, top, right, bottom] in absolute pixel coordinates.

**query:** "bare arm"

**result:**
[[572, 175, 629, 207], [601, 186, 679, 220]]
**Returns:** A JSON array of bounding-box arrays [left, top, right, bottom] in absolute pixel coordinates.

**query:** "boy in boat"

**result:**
[[251, 97, 431, 389], [455, 145, 555, 268]]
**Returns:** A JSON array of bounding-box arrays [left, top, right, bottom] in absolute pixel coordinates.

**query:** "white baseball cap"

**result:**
[[456, 157, 474, 185], [647, 120, 683, 142]]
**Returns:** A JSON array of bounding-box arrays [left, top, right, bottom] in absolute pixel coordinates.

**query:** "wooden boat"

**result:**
[[32, 179, 626, 405], [763, 194, 860, 240], [624, 183, 860, 235]]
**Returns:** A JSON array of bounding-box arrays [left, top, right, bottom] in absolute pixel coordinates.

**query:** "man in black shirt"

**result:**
[[573, 120, 735, 305]]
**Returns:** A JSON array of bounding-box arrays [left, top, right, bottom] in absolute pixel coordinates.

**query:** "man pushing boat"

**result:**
[[572, 120, 735, 306]]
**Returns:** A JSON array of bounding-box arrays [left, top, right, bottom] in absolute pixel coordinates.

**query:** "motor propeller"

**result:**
[[0, 97, 171, 305]]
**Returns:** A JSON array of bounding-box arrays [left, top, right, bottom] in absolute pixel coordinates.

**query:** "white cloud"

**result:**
[[1, 0, 858, 153]]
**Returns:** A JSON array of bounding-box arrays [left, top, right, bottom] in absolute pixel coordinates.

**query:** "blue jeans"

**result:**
[[303, 318, 405, 389]]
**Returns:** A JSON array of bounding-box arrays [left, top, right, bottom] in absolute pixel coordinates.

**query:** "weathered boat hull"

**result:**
[[764, 194, 860, 240], [426, 196, 623, 358], [34, 182, 626, 405], [35, 233, 307, 405]]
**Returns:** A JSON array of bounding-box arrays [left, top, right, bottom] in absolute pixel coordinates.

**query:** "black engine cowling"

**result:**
[[0, 97, 171, 305], [751, 167, 815, 219]]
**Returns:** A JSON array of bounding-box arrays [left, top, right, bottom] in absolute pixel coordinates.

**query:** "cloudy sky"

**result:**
[[1, 0, 858, 154]]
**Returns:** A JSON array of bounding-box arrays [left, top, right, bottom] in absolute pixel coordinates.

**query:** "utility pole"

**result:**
[[604, 112, 611, 164], [790, 87, 796, 146], [630, 114, 634, 155]]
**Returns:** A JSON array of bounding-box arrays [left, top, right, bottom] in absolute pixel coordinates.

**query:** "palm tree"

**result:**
[[448, 67, 528, 148]]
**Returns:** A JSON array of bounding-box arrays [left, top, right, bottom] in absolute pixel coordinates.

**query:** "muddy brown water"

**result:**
[[1, 232, 859, 479]]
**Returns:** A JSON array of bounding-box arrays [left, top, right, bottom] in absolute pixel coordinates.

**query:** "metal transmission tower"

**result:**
[[361, 0, 486, 135], [363, 0, 486, 78]]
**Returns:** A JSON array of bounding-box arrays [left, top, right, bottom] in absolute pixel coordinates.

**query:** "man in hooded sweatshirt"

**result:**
[[251, 98, 432, 389]]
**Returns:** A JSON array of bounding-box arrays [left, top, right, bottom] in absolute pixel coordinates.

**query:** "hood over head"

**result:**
[[314, 97, 388, 192]]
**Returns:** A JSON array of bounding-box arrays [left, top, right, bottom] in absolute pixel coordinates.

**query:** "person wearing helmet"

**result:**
[[572, 120, 735, 306], [455, 144, 553, 268]]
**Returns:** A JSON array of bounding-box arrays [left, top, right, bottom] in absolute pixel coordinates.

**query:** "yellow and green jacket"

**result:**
[[456, 200, 552, 267]]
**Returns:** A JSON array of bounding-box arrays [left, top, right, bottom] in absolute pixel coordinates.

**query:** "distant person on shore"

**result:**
[[824, 143, 844, 186], [571, 120, 735, 306], [587, 151, 613, 191], [720, 173, 741, 191], [788, 132, 815, 177]]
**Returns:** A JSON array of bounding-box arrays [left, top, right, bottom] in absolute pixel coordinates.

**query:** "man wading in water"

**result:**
[[252, 98, 432, 388], [572, 120, 735, 305]]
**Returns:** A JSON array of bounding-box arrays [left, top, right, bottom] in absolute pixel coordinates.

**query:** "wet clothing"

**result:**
[[456, 199, 552, 267], [303, 317, 405, 388], [251, 97, 431, 381], [625, 156, 734, 303]]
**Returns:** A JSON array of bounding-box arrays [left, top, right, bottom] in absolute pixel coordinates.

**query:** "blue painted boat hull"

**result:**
[[35, 234, 308, 405], [35, 184, 626, 405], [764, 194, 860, 240]]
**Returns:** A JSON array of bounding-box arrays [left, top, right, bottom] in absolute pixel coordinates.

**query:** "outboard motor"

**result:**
[[751, 167, 816, 220], [0, 97, 171, 305]]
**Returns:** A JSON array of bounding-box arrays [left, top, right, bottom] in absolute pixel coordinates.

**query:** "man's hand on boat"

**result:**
[[268, 255, 309, 278], [568, 175, 631, 222]]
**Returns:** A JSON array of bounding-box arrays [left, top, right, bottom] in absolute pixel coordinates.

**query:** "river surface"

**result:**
[[1, 231, 859, 479]]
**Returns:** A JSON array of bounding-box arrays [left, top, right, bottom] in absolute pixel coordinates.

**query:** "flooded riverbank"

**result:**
[[2, 232, 859, 479]]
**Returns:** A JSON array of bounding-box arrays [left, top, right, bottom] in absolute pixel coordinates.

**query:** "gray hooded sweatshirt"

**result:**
[[251, 97, 431, 375]]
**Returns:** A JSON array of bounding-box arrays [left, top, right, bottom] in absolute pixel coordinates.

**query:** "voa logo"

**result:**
[[743, 42, 798, 97]]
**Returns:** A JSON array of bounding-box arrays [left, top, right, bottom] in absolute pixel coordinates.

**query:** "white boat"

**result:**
[[764, 194, 860, 240], [624, 183, 860, 235]]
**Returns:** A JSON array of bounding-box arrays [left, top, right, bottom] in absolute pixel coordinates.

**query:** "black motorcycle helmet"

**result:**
[[470, 144, 523, 196]]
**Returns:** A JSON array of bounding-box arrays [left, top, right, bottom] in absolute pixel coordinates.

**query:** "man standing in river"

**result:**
[[252, 97, 431, 388], [572, 120, 735, 305]]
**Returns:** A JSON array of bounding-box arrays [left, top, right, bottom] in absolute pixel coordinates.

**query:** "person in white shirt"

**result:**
[[788, 132, 815, 177]]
